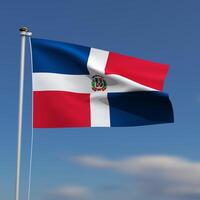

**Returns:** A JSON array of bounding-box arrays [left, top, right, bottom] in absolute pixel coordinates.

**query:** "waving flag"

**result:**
[[31, 38, 173, 128]]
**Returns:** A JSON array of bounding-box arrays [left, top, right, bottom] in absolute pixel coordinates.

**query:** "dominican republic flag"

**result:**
[[31, 38, 174, 128]]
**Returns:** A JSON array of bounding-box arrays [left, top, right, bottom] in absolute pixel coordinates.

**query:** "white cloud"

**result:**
[[72, 155, 200, 198], [51, 185, 91, 199], [72, 155, 112, 168]]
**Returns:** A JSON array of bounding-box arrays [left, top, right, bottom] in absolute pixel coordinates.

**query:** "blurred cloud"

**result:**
[[49, 185, 91, 200], [72, 155, 200, 199], [197, 94, 200, 103]]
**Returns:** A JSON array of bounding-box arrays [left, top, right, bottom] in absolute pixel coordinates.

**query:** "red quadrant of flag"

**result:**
[[33, 91, 91, 128], [105, 52, 169, 91]]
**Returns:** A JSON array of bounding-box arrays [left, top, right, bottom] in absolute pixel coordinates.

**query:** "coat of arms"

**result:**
[[91, 75, 107, 91]]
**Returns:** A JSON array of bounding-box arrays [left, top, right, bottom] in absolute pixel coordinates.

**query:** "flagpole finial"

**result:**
[[19, 27, 29, 32], [19, 27, 32, 36]]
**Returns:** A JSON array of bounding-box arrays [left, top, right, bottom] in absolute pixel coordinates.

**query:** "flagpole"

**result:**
[[15, 27, 32, 200]]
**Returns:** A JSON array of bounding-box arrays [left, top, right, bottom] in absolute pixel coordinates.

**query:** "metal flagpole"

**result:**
[[15, 27, 32, 200]]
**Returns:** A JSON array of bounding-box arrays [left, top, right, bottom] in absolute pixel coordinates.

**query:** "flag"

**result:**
[[31, 38, 174, 128]]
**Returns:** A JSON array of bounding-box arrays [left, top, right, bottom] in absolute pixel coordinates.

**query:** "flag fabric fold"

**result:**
[[31, 38, 174, 128]]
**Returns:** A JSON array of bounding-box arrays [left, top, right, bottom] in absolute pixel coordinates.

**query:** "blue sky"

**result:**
[[0, 0, 200, 200]]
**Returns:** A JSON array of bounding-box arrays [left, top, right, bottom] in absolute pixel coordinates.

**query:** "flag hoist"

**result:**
[[15, 27, 32, 200]]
